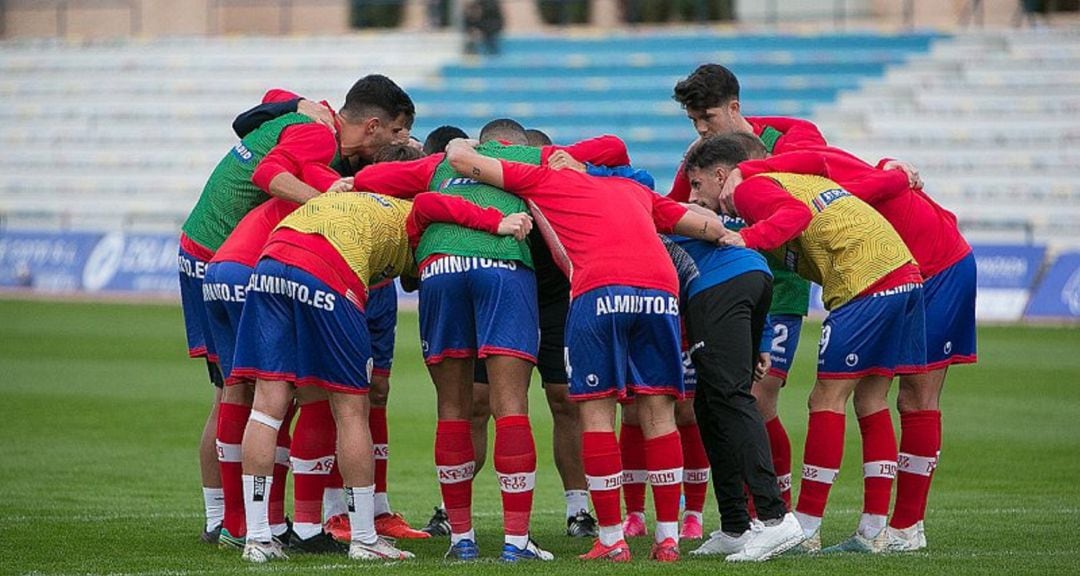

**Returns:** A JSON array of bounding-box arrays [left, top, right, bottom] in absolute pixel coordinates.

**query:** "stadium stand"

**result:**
[[1, 28, 1077, 250]]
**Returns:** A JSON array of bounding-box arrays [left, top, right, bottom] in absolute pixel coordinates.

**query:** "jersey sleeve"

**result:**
[[751, 116, 828, 153], [649, 191, 690, 233], [500, 159, 550, 198], [405, 192, 504, 248], [299, 163, 341, 193], [734, 177, 813, 251], [251, 123, 338, 193], [353, 155, 442, 198], [542, 134, 630, 167], [667, 162, 691, 202], [738, 151, 829, 179], [825, 154, 911, 205]]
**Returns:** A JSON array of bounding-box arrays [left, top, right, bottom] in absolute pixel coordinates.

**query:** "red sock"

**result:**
[[494, 415, 536, 537], [890, 410, 940, 529], [619, 423, 647, 515], [583, 431, 623, 529], [435, 420, 475, 535], [291, 401, 336, 528], [646, 431, 683, 524], [270, 405, 295, 528], [369, 406, 389, 504], [765, 417, 793, 510], [859, 409, 898, 518], [744, 484, 758, 519], [217, 402, 250, 537], [795, 411, 846, 519], [678, 424, 709, 514]]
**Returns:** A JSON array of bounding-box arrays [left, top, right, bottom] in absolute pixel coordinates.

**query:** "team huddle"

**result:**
[[178, 64, 977, 564]]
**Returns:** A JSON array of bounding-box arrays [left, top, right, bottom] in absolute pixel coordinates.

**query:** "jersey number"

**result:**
[[771, 323, 789, 354]]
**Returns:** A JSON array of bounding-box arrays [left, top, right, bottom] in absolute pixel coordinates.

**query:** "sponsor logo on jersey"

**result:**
[[438, 177, 481, 191], [420, 256, 518, 280], [845, 353, 859, 367], [231, 143, 254, 163], [811, 188, 850, 212]]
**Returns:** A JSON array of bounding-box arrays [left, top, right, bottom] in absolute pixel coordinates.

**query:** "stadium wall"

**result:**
[[1, 229, 1078, 322]]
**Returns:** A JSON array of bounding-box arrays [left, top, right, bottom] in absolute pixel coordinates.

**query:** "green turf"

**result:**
[[1, 299, 1078, 575]]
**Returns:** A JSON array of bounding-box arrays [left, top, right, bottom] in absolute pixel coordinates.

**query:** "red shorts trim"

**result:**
[[818, 363, 928, 381], [230, 367, 296, 383], [296, 376, 369, 395], [477, 345, 537, 364], [925, 354, 978, 371], [188, 345, 208, 359], [424, 348, 476, 366], [371, 368, 392, 378], [766, 366, 789, 380]]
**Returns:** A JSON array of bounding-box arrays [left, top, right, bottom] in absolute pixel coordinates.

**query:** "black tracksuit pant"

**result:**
[[686, 271, 787, 534]]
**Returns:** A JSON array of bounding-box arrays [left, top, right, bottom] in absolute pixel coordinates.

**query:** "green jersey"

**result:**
[[181, 113, 320, 252], [415, 141, 542, 268]]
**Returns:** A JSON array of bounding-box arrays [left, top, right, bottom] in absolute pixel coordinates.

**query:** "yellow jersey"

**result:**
[[757, 173, 915, 310], [275, 192, 416, 288]]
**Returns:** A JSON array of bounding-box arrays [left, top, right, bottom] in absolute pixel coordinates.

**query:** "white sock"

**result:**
[[374, 492, 391, 517], [451, 528, 476, 545], [323, 487, 347, 521], [565, 490, 589, 519], [203, 487, 224, 532], [505, 533, 529, 549], [293, 522, 322, 540], [271, 522, 288, 537], [347, 485, 377, 545], [598, 524, 624, 547], [794, 511, 821, 538], [242, 475, 273, 543], [858, 513, 887, 539], [655, 521, 679, 542]]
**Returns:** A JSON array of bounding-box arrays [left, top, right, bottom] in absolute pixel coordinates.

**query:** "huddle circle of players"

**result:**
[[179, 65, 976, 564]]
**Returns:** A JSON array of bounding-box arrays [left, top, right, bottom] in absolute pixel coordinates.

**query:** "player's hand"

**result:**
[[717, 227, 745, 248], [883, 159, 922, 189], [719, 167, 743, 215], [327, 177, 354, 193], [753, 352, 771, 382], [547, 149, 587, 172], [497, 212, 533, 240], [297, 99, 335, 133]]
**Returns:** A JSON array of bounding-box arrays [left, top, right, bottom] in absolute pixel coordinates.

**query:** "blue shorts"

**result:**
[[202, 261, 254, 384], [566, 286, 684, 401], [366, 282, 398, 377], [231, 258, 372, 394], [766, 314, 804, 381], [924, 252, 977, 369], [178, 246, 216, 363], [818, 283, 927, 379], [418, 256, 538, 365]]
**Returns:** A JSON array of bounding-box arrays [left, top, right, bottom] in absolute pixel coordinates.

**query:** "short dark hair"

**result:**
[[340, 74, 416, 124], [727, 132, 767, 160], [683, 135, 749, 173], [423, 125, 469, 155], [479, 118, 527, 145], [673, 64, 740, 112], [373, 143, 424, 163], [524, 128, 552, 146]]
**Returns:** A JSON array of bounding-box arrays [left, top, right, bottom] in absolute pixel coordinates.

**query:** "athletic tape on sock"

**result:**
[[802, 464, 839, 485], [648, 467, 684, 486], [864, 460, 898, 479], [621, 469, 647, 484], [291, 455, 336, 475], [898, 453, 937, 477], [215, 441, 242, 463], [496, 471, 536, 493], [437, 462, 475, 484], [684, 467, 710, 484], [586, 472, 623, 491]]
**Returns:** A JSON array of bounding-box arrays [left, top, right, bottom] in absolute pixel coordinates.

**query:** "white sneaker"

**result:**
[[690, 529, 751, 556], [241, 540, 288, 563], [821, 528, 887, 554], [886, 524, 926, 552], [349, 537, 415, 561], [726, 513, 805, 562]]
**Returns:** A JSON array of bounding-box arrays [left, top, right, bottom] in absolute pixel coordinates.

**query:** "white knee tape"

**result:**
[[250, 410, 283, 431]]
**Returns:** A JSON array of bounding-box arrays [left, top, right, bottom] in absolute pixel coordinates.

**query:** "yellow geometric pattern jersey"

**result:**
[[275, 192, 416, 288], [756, 173, 915, 311]]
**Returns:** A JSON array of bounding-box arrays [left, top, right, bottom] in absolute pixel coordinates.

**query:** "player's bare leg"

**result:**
[[888, 367, 948, 550], [636, 394, 683, 561], [471, 381, 491, 474], [240, 379, 292, 563], [429, 358, 480, 559], [328, 390, 412, 561], [486, 355, 551, 561], [545, 384, 594, 536], [200, 385, 224, 543]]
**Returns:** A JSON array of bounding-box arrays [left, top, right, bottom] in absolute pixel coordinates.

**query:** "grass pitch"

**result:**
[[1, 299, 1078, 575]]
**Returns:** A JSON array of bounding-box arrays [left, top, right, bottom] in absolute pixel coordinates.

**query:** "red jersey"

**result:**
[[500, 161, 688, 298], [353, 135, 632, 197], [738, 147, 971, 279], [211, 199, 299, 267], [667, 116, 827, 202], [250, 89, 339, 193]]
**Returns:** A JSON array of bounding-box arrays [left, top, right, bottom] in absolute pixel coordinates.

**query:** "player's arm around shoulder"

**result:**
[[446, 138, 506, 189]]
